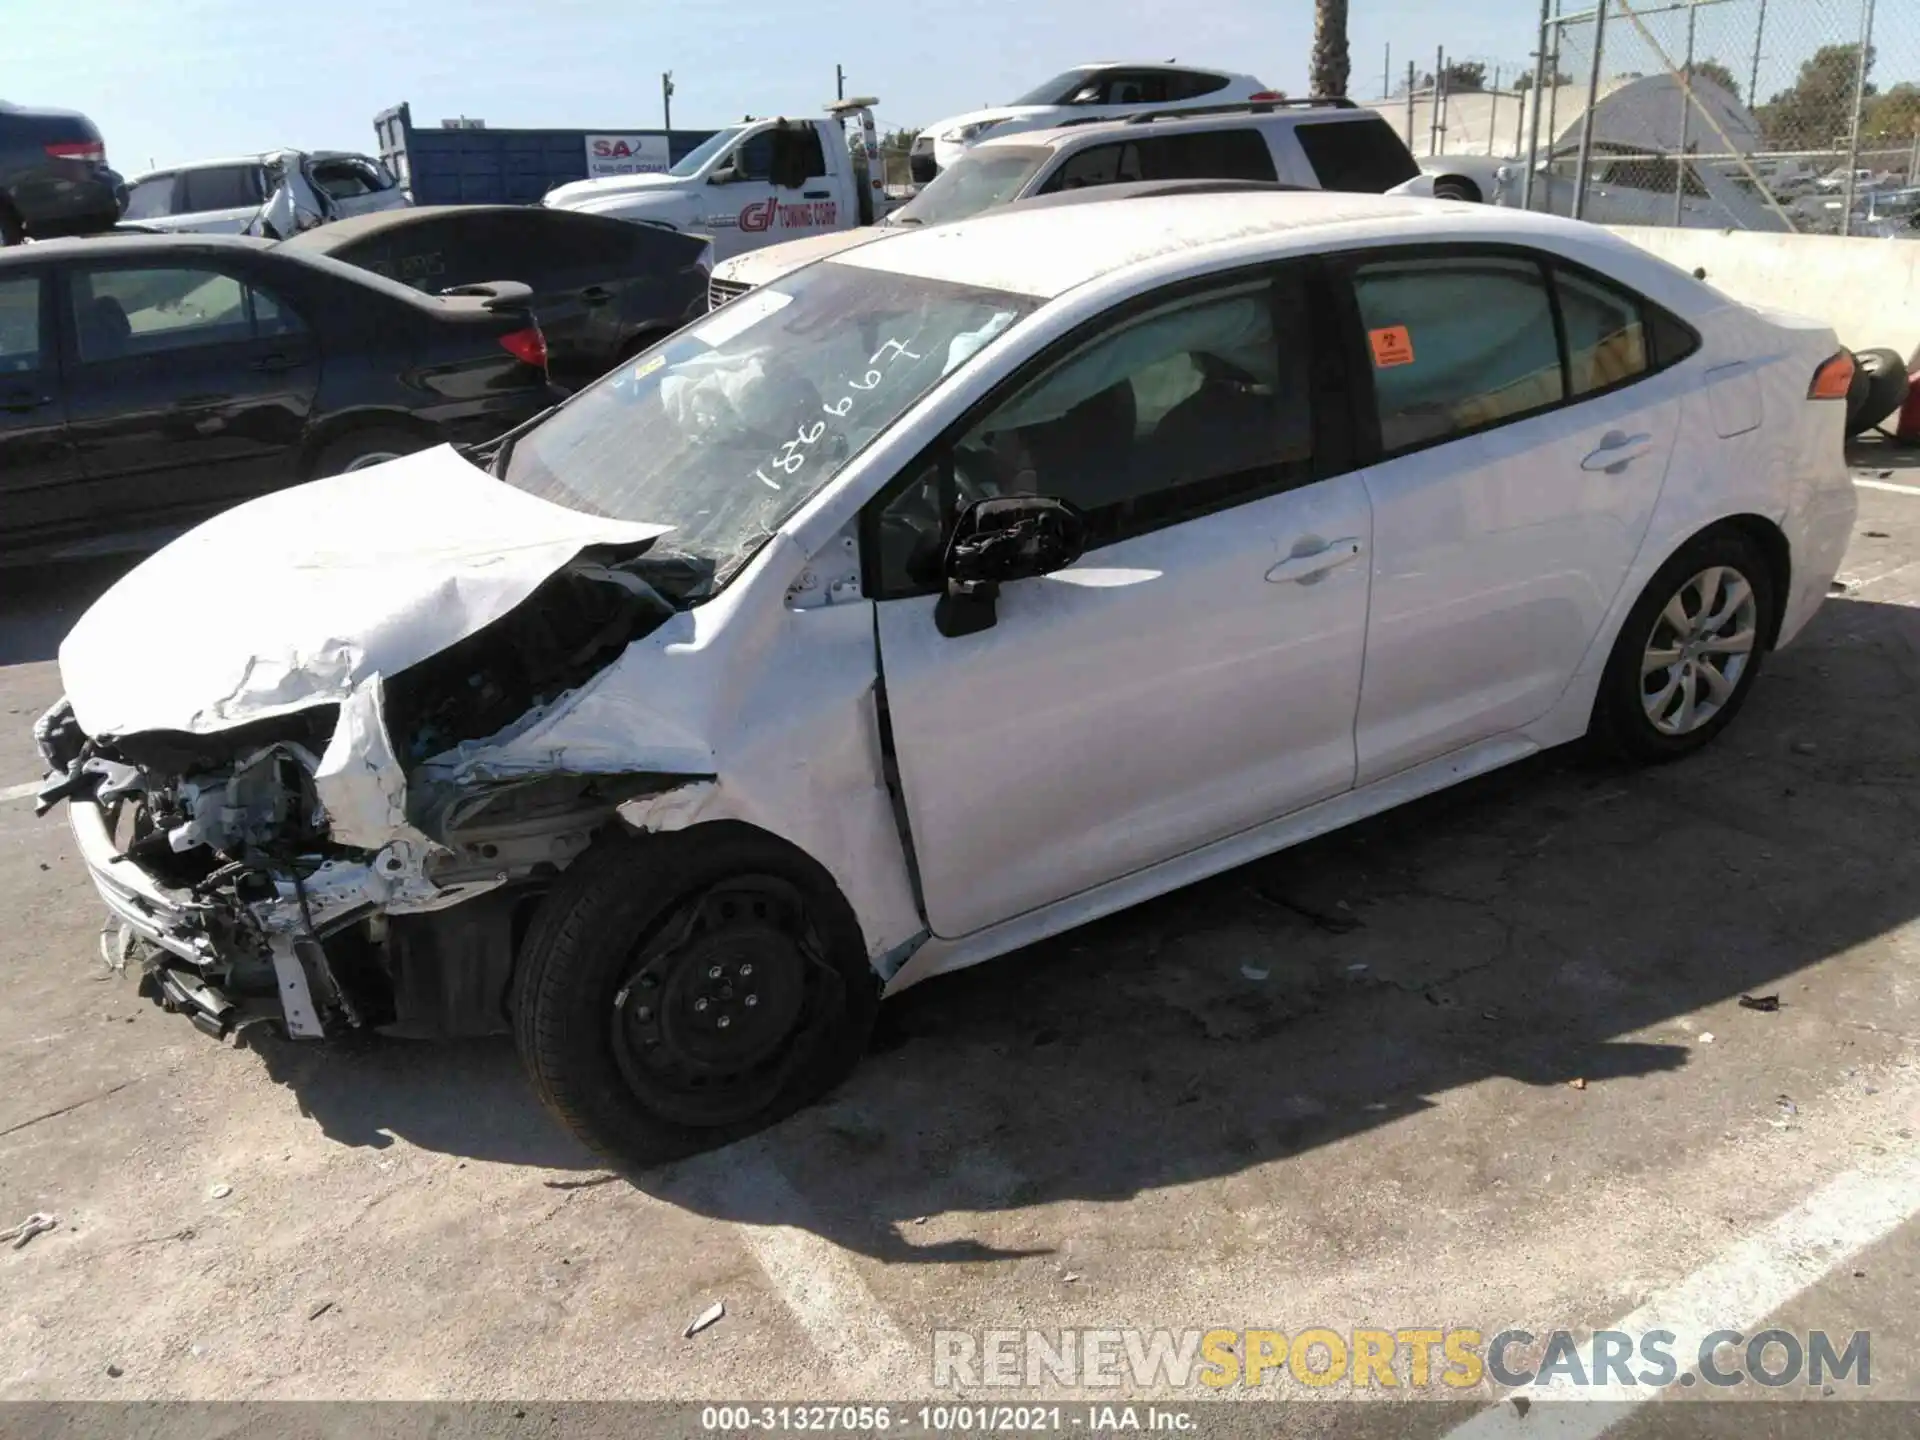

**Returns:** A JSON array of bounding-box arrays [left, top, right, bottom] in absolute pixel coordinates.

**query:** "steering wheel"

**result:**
[[1193, 351, 1265, 389]]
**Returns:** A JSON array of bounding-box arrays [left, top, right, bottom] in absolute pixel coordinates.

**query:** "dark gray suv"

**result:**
[[0, 100, 122, 245]]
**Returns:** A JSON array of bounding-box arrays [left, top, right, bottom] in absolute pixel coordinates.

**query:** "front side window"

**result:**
[[68, 266, 305, 363], [1042, 142, 1140, 192], [773, 127, 828, 182], [499, 263, 1037, 591], [1352, 255, 1563, 452], [121, 176, 177, 221], [0, 276, 42, 373], [890, 148, 1049, 226], [731, 132, 775, 181], [873, 272, 1314, 594], [311, 160, 377, 199], [1104, 71, 1172, 106]]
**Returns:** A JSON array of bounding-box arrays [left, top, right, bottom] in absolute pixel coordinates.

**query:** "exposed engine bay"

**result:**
[[37, 545, 714, 1042]]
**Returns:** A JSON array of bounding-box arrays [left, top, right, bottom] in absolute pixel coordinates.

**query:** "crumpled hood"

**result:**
[[711, 227, 897, 287], [544, 172, 686, 209], [60, 445, 670, 741]]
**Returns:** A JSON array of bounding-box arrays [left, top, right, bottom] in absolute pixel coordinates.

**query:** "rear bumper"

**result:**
[[9, 162, 122, 235]]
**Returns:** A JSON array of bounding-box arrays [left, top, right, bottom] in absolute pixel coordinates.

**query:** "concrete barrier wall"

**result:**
[[1606, 226, 1920, 361]]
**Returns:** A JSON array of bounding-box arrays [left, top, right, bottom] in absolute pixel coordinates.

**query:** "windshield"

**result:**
[[891, 147, 1048, 227], [122, 176, 176, 220], [500, 262, 1038, 587], [669, 126, 746, 177], [1009, 68, 1105, 106]]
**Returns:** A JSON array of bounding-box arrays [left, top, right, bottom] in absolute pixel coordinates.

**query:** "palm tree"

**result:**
[[1311, 0, 1351, 99]]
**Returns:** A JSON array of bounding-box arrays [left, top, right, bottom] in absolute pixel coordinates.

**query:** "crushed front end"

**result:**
[[36, 546, 711, 1042]]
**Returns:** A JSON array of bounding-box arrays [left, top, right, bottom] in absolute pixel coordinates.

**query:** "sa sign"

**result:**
[[585, 135, 670, 179]]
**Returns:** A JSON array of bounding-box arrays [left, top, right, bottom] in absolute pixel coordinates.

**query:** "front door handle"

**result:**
[[802, 189, 831, 199], [1265, 537, 1363, 585], [1581, 430, 1655, 473], [579, 285, 613, 306], [250, 352, 302, 373]]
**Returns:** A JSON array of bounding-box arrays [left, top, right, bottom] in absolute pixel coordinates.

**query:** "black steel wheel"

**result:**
[[513, 825, 879, 1167]]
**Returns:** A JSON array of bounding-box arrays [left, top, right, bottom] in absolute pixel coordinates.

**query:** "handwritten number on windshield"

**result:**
[[753, 336, 923, 490]]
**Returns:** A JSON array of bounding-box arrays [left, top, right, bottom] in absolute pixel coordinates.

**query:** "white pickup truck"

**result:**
[[542, 99, 889, 263]]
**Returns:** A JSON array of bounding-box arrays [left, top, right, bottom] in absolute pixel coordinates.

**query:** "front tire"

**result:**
[[512, 825, 879, 1168], [1589, 529, 1776, 762]]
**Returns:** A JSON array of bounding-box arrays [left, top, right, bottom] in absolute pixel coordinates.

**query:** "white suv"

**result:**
[[713, 100, 1433, 303], [911, 62, 1272, 182]]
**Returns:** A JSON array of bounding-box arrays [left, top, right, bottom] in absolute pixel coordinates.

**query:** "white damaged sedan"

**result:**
[[37, 192, 1857, 1164]]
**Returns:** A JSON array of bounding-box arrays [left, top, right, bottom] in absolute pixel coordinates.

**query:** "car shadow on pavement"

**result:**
[[0, 557, 141, 667], [200, 590, 1920, 1256], [626, 589, 1920, 1262]]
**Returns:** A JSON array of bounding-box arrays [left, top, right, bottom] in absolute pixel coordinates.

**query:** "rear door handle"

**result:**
[[580, 285, 613, 305], [1265, 537, 1363, 585], [250, 352, 302, 373], [1581, 430, 1655, 473]]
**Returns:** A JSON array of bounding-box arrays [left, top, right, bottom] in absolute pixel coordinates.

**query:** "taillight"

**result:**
[[498, 327, 547, 368], [44, 140, 105, 163], [1809, 350, 1856, 400]]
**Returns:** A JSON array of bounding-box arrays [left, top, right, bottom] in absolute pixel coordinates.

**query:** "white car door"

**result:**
[[869, 266, 1373, 938], [704, 126, 840, 262], [1342, 248, 1686, 785]]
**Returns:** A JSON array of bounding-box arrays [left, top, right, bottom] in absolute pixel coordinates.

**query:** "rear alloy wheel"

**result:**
[[513, 828, 878, 1167], [1591, 530, 1775, 762], [311, 427, 425, 478]]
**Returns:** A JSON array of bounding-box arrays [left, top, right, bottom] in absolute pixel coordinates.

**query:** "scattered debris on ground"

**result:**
[[1740, 994, 1782, 1013], [2, 1212, 57, 1250], [684, 1300, 725, 1338]]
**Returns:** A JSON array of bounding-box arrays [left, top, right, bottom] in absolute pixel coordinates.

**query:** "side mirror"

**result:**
[[934, 495, 1087, 638]]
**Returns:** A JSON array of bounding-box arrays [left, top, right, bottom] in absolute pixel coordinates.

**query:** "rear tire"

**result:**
[[512, 825, 880, 1169], [1588, 529, 1776, 763], [310, 427, 425, 478], [1433, 177, 1483, 203]]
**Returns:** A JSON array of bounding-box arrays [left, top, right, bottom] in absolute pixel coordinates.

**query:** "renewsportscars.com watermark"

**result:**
[[932, 1327, 1872, 1392]]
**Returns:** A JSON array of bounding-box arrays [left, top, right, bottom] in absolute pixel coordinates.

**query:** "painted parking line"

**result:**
[[1856, 477, 1920, 497], [1441, 1127, 1920, 1438], [1, 780, 45, 804]]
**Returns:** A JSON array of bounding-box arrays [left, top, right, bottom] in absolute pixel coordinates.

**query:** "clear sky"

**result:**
[[3, 0, 1551, 173]]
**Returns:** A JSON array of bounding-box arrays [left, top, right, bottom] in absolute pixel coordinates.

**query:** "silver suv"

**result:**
[[711, 98, 1437, 303]]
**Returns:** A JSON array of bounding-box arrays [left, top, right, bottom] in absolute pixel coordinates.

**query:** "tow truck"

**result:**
[[542, 98, 891, 262]]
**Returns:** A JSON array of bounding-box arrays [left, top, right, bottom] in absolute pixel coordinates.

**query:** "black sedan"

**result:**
[[0, 232, 559, 564], [281, 205, 710, 389]]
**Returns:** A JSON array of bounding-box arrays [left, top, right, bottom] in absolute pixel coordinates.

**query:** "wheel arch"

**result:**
[[1686, 511, 1792, 646], [298, 408, 443, 479], [1431, 174, 1484, 204]]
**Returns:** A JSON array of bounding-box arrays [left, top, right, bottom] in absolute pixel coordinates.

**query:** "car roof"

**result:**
[[0, 232, 276, 263], [979, 104, 1375, 154], [828, 189, 1673, 302]]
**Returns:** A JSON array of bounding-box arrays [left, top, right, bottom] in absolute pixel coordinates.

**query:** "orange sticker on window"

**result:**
[[1369, 326, 1415, 368]]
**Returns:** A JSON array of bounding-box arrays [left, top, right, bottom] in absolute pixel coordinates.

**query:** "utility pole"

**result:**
[[662, 71, 674, 132], [1429, 46, 1444, 156], [836, 64, 846, 101], [1676, 0, 1698, 225], [1525, 0, 1551, 211], [1748, 0, 1768, 112], [1406, 61, 1417, 156], [1841, 0, 1877, 237], [1384, 44, 1391, 102]]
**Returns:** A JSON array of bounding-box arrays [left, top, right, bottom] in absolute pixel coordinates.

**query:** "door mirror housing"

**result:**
[[934, 494, 1088, 638]]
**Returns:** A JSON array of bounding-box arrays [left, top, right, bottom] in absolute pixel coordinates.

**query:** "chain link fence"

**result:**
[[1522, 0, 1919, 234]]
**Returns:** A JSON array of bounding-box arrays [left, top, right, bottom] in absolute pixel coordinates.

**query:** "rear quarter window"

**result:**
[[1293, 118, 1420, 192]]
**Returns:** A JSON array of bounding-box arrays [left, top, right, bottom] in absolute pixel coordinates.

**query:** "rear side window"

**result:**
[[1104, 72, 1172, 106], [1166, 71, 1232, 101], [1555, 267, 1649, 395], [180, 165, 265, 212], [68, 265, 305, 363], [1351, 255, 1563, 452], [121, 176, 177, 220], [1294, 118, 1420, 192], [0, 275, 42, 373]]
